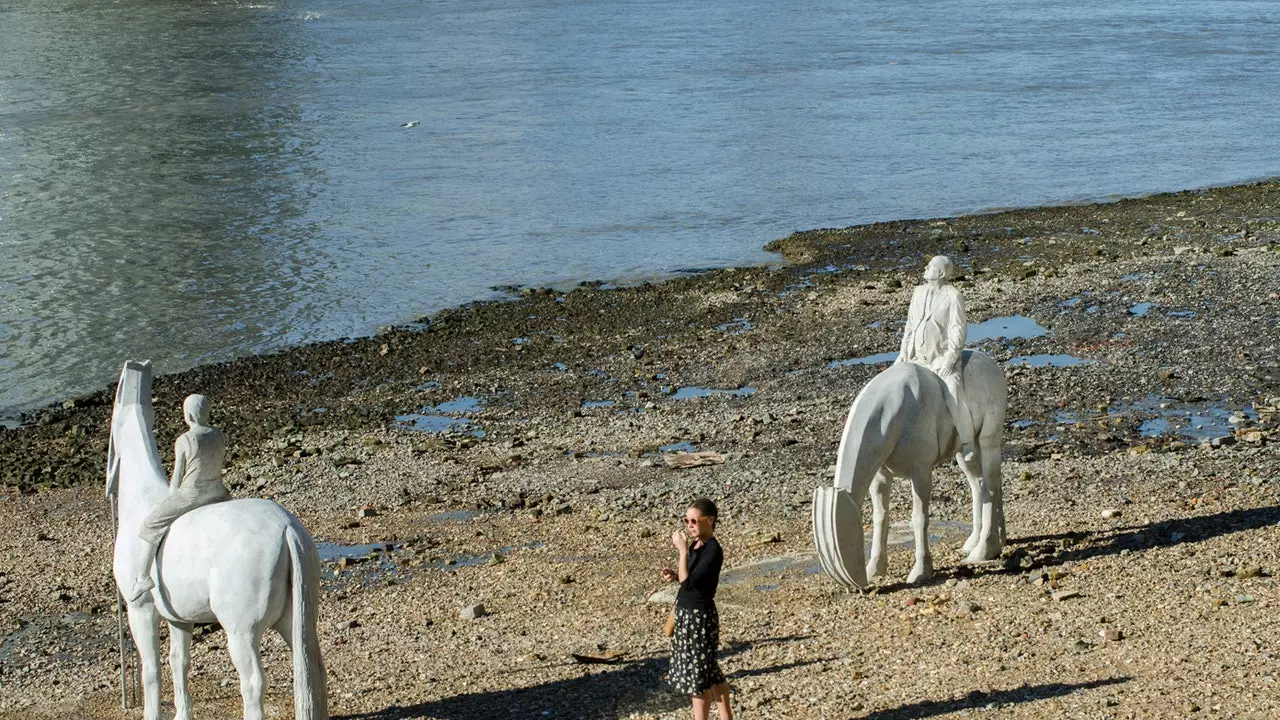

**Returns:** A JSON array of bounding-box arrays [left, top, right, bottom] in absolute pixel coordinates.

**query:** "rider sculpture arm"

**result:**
[[933, 284, 967, 378], [170, 435, 189, 491]]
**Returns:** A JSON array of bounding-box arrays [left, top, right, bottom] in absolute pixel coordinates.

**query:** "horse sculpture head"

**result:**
[[106, 360, 157, 500]]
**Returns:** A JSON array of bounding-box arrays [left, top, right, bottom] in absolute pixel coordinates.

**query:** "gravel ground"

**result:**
[[2, 181, 1280, 719]]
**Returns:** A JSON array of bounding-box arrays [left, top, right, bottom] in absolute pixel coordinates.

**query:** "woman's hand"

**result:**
[[660, 567, 677, 583], [671, 528, 688, 551]]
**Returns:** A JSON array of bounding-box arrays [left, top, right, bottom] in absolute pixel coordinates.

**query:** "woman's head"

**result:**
[[684, 498, 719, 539]]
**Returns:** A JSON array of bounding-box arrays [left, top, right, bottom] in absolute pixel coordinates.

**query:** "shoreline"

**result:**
[[2, 180, 1280, 718], [1, 175, 1272, 429], [5, 178, 1280, 492]]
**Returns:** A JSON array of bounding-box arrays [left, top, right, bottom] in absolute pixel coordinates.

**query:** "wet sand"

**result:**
[[2, 181, 1279, 719]]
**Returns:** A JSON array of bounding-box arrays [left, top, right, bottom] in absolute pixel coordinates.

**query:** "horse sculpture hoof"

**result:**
[[906, 561, 933, 584], [866, 558, 889, 579], [963, 541, 1002, 565]]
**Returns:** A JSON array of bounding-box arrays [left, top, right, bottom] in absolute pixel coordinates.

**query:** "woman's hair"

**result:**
[[690, 497, 719, 528]]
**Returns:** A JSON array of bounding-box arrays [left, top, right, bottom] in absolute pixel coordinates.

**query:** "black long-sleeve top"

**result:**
[[676, 537, 723, 610]]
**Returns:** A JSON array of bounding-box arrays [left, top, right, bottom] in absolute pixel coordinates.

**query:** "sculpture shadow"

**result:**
[[1007, 504, 1280, 573], [334, 636, 819, 720], [865, 505, 1280, 593], [859, 676, 1130, 719]]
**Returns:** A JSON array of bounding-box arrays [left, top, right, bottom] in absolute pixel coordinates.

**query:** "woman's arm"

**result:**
[[671, 530, 691, 582], [681, 541, 722, 588]]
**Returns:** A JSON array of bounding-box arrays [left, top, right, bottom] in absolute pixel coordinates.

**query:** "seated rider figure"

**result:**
[[895, 255, 977, 462], [128, 394, 230, 602]]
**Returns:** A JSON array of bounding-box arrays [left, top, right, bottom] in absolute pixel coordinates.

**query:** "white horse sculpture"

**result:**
[[813, 350, 1007, 588], [107, 360, 327, 720]]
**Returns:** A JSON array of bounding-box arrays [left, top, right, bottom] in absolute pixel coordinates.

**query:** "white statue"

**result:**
[[107, 361, 327, 720], [896, 255, 976, 462], [128, 393, 229, 602], [813, 350, 1007, 588]]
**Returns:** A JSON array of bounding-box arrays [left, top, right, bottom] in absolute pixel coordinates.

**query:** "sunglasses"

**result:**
[[684, 516, 707, 525]]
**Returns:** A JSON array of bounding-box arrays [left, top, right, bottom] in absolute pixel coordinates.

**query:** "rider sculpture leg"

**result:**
[[941, 371, 977, 462]]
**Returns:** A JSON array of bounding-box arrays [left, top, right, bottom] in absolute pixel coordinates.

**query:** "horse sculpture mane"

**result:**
[[108, 360, 327, 720]]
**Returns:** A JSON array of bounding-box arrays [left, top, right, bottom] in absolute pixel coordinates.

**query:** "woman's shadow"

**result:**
[[335, 635, 823, 720]]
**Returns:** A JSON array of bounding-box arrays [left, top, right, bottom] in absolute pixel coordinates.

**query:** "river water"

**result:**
[[2, 0, 1279, 417]]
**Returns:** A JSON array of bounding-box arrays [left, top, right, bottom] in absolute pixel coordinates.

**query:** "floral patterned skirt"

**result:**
[[667, 605, 726, 695]]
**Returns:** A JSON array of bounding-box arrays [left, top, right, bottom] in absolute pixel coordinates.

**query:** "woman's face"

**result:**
[[683, 508, 714, 540]]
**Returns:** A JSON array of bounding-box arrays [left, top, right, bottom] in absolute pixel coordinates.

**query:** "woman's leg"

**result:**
[[692, 689, 713, 720], [712, 682, 733, 720]]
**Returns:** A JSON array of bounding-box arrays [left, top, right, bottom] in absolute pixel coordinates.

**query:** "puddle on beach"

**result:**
[[396, 396, 485, 435], [581, 400, 616, 409], [658, 441, 698, 453], [1129, 302, 1154, 316], [1054, 395, 1257, 441], [1007, 354, 1097, 368], [715, 317, 754, 335], [670, 386, 757, 400], [966, 315, 1049, 343], [828, 351, 899, 368]]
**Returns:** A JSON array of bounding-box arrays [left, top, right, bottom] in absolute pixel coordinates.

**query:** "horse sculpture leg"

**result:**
[[169, 622, 194, 720], [126, 605, 164, 720], [906, 469, 934, 584], [865, 471, 892, 580], [226, 629, 268, 720], [958, 450, 985, 556], [961, 432, 1006, 563]]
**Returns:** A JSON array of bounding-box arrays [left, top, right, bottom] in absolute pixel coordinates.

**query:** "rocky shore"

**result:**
[[2, 181, 1280, 719]]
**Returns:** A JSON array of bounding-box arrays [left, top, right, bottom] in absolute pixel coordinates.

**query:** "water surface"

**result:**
[[4, 0, 1280, 415]]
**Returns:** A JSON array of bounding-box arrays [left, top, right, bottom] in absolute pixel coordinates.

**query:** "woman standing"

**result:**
[[661, 498, 733, 720]]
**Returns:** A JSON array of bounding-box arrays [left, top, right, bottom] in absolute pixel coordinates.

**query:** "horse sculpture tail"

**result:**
[[286, 522, 328, 720]]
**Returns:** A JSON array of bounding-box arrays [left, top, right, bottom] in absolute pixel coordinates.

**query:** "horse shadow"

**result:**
[[858, 676, 1130, 719], [1008, 504, 1280, 573], [334, 636, 824, 720], [869, 504, 1280, 593]]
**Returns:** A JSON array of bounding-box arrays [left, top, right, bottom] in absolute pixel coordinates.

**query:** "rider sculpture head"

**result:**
[[922, 255, 955, 283], [183, 394, 211, 428]]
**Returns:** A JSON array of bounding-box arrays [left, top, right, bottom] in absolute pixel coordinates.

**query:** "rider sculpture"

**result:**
[[896, 255, 976, 462], [128, 394, 229, 602]]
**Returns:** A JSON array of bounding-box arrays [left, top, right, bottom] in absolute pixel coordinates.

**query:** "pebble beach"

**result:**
[[3, 181, 1280, 719]]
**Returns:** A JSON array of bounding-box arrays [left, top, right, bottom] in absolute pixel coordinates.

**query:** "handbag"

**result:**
[[663, 609, 676, 638]]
